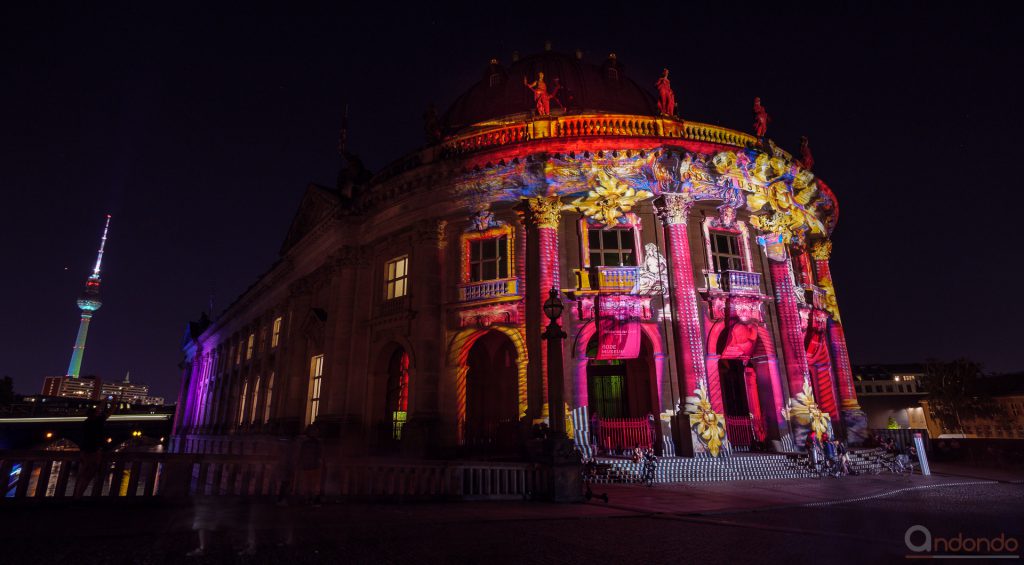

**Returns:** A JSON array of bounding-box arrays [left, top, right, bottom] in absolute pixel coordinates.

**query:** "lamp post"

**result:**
[[540, 287, 581, 501], [541, 288, 567, 436]]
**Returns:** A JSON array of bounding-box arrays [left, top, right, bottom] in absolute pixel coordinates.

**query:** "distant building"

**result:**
[[41, 374, 164, 406], [852, 364, 928, 429], [921, 373, 1024, 439], [42, 375, 101, 400]]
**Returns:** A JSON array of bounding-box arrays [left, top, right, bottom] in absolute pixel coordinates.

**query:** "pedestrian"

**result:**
[[589, 410, 601, 454], [647, 413, 659, 455], [73, 406, 109, 498]]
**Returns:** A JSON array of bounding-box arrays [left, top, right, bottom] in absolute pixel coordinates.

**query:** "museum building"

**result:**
[[171, 50, 863, 459]]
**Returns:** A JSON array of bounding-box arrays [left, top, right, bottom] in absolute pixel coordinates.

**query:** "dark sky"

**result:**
[[2, 2, 1021, 399]]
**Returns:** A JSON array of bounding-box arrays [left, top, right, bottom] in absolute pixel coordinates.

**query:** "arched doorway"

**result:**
[[709, 321, 776, 448], [585, 335, 656, 420], [464, 331, 520, 449]]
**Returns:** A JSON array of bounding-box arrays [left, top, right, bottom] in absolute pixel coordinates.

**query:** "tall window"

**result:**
[[263, 372, 275, 424], [271, 317, 282, 348], [246, 333, 255, 360], [308, 354, 324, 425], [469, 236, 509, 281], [386, 350, 410, 440], [238, 380, 248, 426], [588, 229, 636, 267], [250, 375, 260, 425], [385, 256, 409, 300], [710, 231, 744, 273]]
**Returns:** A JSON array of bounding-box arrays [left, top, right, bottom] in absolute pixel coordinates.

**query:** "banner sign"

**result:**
[[596, 295, 641, 360]]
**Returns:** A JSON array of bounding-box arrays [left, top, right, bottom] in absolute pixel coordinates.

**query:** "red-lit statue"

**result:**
[[753, 97, 770, 137], [656, 68, 676, 116], [524, 72, 560, 116], [799, 136, 815, 170]]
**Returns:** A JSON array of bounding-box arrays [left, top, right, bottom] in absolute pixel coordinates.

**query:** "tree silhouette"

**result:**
[[920, 359, 998, 435]]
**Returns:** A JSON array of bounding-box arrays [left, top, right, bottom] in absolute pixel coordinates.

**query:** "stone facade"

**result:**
[[172, 51, 861, 457]]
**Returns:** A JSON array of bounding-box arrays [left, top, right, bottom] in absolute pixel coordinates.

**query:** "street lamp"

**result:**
[[541, 288, 567, 436]]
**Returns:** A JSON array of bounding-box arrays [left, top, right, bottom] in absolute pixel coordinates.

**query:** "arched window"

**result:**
[[386, 349, 410, 439]]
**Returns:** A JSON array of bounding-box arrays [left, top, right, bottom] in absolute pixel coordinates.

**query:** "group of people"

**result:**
[[804, 430, 852, 476]]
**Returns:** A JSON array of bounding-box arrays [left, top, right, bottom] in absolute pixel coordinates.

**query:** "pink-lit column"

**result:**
[[811, 240, 867, 444], [522, 196, 561, 422], [656, 194, 709, 405], [761, 236, 814, 448]]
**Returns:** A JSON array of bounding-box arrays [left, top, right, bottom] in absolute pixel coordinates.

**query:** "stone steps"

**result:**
[[590, 448, 893, 484]]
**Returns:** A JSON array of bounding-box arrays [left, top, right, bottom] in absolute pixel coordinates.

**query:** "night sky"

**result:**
[[3, 3, 1021, 399]]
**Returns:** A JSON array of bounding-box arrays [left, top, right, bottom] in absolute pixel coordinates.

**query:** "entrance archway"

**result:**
[[584, 335, 657, 420], [464, 331, 520, 448], [707, 321, 781, 447]]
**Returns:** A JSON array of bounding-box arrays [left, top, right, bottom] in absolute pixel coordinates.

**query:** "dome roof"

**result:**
[[442, 51, 659, 133]]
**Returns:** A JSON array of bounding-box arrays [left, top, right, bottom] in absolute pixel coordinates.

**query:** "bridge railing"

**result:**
[[0, 450, 550, 502]]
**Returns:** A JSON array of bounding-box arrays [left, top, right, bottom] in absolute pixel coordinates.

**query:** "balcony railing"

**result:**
[[722, 271, 761, 294], [802, 284, 825, 309], [574, 266, 638, 293], [458, 278, 518, 302]]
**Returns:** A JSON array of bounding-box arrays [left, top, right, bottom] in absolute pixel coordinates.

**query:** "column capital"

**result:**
[[414, 219, 449, 249], [810, 239, 833, 261], [520, 195, 562, 229], [655, 193, 694, 226]]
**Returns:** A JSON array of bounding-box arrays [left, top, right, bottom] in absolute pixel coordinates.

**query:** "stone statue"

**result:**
[[799, 136, 815, 170], [422, 103, 441, 143], [753, 97, 770, 137], [656, 68, 676, 116], [524, 72, 560, 116], [635, 243, 669, 295]]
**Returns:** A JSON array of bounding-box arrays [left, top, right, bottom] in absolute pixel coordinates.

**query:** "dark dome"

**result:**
[[442, 51, 659, 133]]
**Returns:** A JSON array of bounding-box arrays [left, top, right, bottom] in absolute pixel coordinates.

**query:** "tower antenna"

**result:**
[[66, 215, 111, 378]]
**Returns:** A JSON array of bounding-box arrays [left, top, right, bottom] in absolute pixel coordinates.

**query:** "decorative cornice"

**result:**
[[655, 193, 694, 226]]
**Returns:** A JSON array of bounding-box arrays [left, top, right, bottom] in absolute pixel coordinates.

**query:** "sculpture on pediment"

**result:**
[[656, 68, 676, 116], [753, 97, 770, 137], [524, 72, 560, 116], [799, 136, 815, 170]]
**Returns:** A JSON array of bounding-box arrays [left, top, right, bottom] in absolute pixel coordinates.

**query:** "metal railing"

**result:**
[[596, 417, 653, 453], [457, 278, 518, 302], [0, 450, 551, 502], [725, 416, 754, 448]]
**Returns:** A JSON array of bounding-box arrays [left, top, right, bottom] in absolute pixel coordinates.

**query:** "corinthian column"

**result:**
[[655, 194, 708, 408], [521, 196, 561, 422], [811, 240, 867, 444], [760, 234, 815, 449]]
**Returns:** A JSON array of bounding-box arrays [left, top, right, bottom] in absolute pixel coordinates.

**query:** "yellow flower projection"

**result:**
[[687, 378, 727, 457], [748, 181, 826, 243], [785, 378, 831, 437], [569, 168, 653, 225], [712, 151, 737, 175]]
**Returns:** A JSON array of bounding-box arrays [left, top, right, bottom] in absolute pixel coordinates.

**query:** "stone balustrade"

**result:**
[[458, 277, 518, 302], [574, 266, 639, 293], [723, 270, 762, 295], [440, 115, 773, 158]]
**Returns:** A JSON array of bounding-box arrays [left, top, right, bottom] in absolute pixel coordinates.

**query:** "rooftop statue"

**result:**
[[753, 97, 770, 137], [656, 68, 676, 116], [800, 136, 815, 171], [524, 72, 560, 116]]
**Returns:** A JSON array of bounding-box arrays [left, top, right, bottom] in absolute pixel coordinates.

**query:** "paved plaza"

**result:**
[[3, 464, 1021, 564]]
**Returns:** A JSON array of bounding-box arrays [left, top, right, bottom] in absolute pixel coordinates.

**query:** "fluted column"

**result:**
[[521, 196, 561, 422], [811, 240, 867, 444], [655, 194, 708, 404]]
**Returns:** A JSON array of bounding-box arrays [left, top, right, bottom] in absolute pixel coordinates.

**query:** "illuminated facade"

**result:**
[[172, 51, 862, 457]]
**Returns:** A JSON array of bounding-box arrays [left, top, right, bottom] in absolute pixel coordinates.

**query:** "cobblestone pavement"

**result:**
[[2, 470, 1021, 564]]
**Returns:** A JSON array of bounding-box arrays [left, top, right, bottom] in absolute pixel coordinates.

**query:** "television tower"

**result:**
[[66, 214, 111, 378]]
